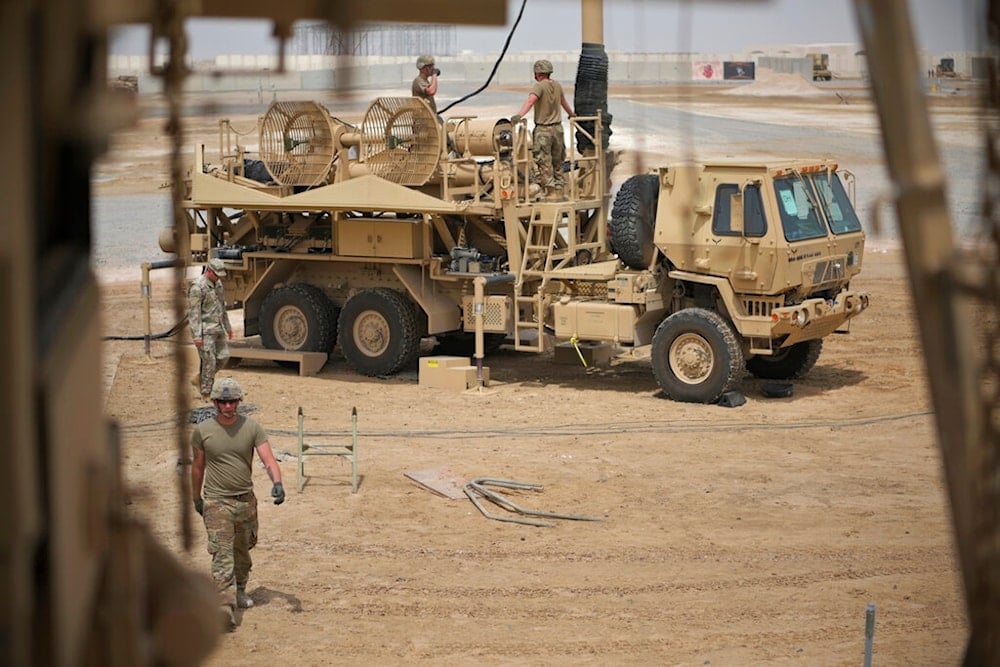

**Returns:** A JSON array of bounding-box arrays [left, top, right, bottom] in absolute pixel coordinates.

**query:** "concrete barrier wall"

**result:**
[[132, 52, 810, 95], [757, 56, 813, 80], [125, 48, 971, 95]]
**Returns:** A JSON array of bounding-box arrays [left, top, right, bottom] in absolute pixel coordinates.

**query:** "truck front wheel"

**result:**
[[746, 339, 822, 379], [259, 283, 337, 353], [338, 288, 421, 376], [651, 309, 744, 403]]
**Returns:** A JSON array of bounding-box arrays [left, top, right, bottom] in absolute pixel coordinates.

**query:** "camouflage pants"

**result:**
[[203, 494, 258, 609], [198, 329, 230, 396], [531, 124, 566, 189]]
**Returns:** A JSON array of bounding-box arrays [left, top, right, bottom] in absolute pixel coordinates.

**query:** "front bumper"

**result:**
[[769, 289, 870, 346]]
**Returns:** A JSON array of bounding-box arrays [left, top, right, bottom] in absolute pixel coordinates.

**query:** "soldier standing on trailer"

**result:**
[[192, 377, 285, 632], [412, 54, 440, 113], [512, 59, 575, 201], [188, 257, 233, 401]]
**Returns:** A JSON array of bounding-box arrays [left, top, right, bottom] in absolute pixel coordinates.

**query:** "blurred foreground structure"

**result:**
[[1, 0, 996, 664]]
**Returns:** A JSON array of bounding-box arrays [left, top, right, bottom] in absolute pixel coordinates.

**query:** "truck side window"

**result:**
[[744, 184, 765, 236], [712, 183, 766, 237]]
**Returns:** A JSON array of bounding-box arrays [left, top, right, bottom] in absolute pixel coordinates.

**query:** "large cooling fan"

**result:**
[[360, 97, 442, 186], [259, 101, 336, 187]]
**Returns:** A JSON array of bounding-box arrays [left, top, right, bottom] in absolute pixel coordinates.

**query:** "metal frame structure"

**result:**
[[296, 406, 360, 494]]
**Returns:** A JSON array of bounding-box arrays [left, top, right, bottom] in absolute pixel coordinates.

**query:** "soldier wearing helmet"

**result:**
[[188, 256, 233, 401], [191, 376, 285, 632], [512, 59, 576, 201], [412, 54, 440, 113]]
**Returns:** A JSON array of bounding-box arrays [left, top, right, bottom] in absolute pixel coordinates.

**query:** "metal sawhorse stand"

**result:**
[[296, 406, 359, 493]]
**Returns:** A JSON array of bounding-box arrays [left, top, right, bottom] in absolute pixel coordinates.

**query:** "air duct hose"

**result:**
[[573, 42, 612, 153]]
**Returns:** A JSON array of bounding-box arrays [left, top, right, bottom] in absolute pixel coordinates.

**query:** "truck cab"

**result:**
[[608, 160, 868, 402]]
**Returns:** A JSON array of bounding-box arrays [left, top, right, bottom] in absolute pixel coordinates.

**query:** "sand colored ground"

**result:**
[[98, 82, 975, 664]]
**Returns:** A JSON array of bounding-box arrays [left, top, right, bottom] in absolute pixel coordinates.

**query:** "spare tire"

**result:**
[[609, 173, 659, 269]]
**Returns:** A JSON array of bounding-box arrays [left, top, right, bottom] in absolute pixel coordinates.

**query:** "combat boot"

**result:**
[[236, 587, 254, 609], [544, 186, 566, 202], [220, 604, 236, 632]]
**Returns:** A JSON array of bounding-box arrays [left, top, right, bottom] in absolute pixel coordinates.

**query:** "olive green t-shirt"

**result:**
[[412, 75, 437, 113], [192, 415, 268, 498], [530, 79, 564, 125]]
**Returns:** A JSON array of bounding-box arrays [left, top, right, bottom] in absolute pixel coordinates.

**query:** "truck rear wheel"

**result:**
[[746, 339, 822, 379], [259, 283, 337, 353], [338, 288, 421, 376], [651, 308, 744, 403], [609, 173, 659, 269]]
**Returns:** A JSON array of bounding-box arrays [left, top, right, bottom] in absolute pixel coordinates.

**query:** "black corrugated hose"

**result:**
[[573, 42, 612, 152]]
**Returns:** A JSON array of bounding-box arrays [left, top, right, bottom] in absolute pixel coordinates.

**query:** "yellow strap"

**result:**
[[570, 335, 589, 368]]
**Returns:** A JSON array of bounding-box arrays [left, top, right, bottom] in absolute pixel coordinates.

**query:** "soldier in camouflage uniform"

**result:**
[[192, 377, 285, 632], [188, 257, 233, 401], [512, 59, 575, 201]]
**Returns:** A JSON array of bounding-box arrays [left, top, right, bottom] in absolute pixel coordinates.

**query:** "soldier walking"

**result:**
[[191, 377, 285, 632], [188, 257, 233, 401], [513, 59, 575, 201]]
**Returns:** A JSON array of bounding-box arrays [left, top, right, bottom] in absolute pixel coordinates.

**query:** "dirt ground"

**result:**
[[98, 83, 972, 665]]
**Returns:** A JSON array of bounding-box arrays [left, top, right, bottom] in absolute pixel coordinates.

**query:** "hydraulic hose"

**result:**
[[103, 317, 188, 342], [439, 0, 528, 114]]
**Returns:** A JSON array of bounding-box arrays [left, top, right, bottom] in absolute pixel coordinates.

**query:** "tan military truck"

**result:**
[[165, 97, 868, 403], [607, 161, 867, 402], [809, 52, 833, 81]]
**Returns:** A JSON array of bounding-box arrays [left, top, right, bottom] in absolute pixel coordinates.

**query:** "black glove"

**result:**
[[194, 497, 204, 516], [433, 68, 441, 76], [271, 482, 285, 506]]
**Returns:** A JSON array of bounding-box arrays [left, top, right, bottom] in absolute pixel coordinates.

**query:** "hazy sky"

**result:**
[[111, 0, 982, 59]]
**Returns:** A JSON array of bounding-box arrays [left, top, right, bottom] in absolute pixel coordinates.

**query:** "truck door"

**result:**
[[710, 183, 777, 294]]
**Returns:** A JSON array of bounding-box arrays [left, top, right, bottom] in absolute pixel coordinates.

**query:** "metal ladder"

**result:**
[[513, 203, 572, 352]]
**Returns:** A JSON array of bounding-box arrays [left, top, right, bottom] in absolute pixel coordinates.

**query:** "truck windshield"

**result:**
[[773, 176, 827, 241], [810, 172, 863, 234]]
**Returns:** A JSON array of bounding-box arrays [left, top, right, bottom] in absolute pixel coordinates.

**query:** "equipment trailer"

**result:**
[[166, 96, 869, 403]]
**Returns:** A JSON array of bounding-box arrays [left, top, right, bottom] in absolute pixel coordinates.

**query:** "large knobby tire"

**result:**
[[609, 173, 659, 269], [651, 308, 745, 403], [259, 283, 337, 353], [338, 288, 421, 376], [746, 339, 823, 380]]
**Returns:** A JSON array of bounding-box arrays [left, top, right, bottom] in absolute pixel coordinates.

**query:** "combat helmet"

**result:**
[[533, 59, 553, 74], [416, 54, 435, 69], [210, 377, 243, 401], [207, 257, 227, 276]]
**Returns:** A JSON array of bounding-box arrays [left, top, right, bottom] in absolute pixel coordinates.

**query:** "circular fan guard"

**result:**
[[259, 101, 336, 187], [360, 97, 442, 186]]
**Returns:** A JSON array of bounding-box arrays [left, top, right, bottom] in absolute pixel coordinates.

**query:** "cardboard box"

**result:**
[[553, 341, 615, 367], [419, 356, 470, 387], [420, 359, 490, 390]]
